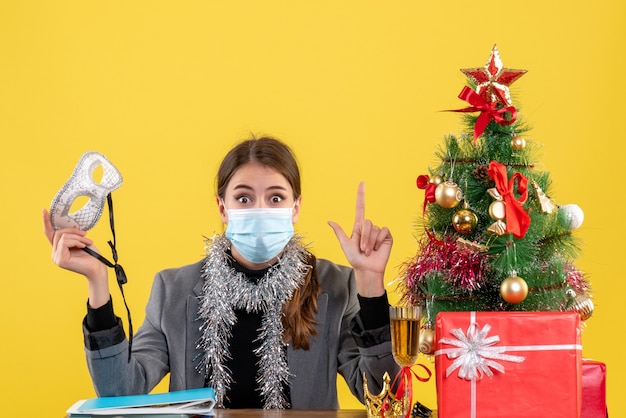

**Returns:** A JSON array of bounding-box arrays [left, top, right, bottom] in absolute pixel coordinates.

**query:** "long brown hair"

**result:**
[[216, 136, 320, 350]]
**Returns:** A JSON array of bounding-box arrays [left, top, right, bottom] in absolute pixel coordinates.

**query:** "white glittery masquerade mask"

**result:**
[[49, 151, 123, 231], [49, 151, 133, 361]]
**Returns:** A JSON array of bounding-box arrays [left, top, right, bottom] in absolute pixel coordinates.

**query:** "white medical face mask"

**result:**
[[224, 206, 295, 264]]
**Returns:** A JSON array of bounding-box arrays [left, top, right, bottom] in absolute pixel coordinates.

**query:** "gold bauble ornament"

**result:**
[[452, 207, 478, 234], [569, 293, 594, 321], [500, 275, 529, 304], [430, 174, 444, 186], [435, 181, 463, 208], [510, 135, 526, 150], [419, 327, 436, 355]]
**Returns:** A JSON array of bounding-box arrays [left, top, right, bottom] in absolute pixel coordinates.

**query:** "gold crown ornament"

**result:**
[[363, 372, 404, 418]]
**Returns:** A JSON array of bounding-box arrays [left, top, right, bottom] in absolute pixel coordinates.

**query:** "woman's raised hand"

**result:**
[[327, 182, 392, 297]]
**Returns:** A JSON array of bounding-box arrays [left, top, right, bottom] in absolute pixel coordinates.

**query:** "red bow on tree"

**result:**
[[488, 161, 531, 239], [416, 175, 436, 214], [451, 86, 518, 143]]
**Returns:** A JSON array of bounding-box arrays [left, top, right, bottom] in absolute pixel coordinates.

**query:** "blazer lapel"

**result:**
[[185, 278, 206, 389], [288, 292, 328, 405]]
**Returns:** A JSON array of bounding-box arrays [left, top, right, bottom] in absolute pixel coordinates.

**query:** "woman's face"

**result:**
[[217, 162, 301, 225]]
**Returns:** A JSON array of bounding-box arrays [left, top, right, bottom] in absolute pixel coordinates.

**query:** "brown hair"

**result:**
[[216, 135, 320, 350], [217, 136, 302, 201]]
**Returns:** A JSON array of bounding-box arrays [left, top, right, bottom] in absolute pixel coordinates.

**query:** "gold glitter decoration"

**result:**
[[456, 237, 488, 253], [532, 180, 555, 214]]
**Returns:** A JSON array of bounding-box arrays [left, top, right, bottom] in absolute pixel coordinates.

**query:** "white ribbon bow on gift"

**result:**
[[439, 322, 526, 380]]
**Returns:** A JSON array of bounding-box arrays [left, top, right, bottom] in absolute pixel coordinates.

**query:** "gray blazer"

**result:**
[[84, 258, 399, 409]]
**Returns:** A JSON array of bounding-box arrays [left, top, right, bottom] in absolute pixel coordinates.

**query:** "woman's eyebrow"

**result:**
[[266, 185, 289, 192], [232, 184, 254, 192], [231, 184, 288, 193]]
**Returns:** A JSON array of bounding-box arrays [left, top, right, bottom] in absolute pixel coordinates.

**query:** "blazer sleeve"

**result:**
[[84, 272, 172, 397], [320, 260, 401, 404]]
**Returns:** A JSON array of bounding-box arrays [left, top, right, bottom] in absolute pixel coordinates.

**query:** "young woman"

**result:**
[[43, 136, 399, 409]]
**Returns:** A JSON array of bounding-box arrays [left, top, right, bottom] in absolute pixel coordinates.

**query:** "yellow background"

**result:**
[[1, 1, 623, 415]]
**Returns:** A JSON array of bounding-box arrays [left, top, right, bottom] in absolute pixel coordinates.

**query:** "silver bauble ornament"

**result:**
[[560, 204, 584, 230]]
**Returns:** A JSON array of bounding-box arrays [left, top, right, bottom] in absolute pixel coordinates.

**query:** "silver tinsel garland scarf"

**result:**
[[195, 234, 310, 408]]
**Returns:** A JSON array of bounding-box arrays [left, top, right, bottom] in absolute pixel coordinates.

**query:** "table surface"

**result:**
[[213, 409, 438, 417], [214, 411, 367, 417], [67, 409, 438, 417]]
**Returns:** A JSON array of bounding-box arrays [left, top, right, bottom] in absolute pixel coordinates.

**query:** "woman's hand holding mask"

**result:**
[[42, 208, 110, 308]]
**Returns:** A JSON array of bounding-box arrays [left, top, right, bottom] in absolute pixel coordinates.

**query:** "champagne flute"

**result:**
[[389, 305, 421, 416]]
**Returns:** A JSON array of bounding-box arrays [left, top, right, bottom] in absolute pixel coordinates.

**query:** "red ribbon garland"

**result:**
[[449, 86, 518, 143], [384, 364, 432, 418], [416, 175, 436, 215], [488, 160, 531, 239]]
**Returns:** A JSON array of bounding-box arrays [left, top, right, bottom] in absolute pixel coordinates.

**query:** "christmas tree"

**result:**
[[399, 45, 593, 355]]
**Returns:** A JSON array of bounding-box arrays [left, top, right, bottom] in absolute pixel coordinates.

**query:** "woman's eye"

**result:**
[[270, 195, 284, 204], [236, 196, 251, 204]]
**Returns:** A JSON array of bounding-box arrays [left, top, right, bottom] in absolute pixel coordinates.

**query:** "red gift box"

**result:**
[[435, 311, 582, 418], [582, 359, 607, 418]]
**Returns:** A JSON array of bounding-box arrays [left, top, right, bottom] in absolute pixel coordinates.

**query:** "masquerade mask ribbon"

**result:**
[[416, 175, 436, 215], [449, 86, 518, 143], [81, 194, 133, 362], [488, 161, 530, 239]]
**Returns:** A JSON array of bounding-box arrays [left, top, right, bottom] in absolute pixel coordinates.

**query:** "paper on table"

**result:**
[[66, 387, 215, 416]]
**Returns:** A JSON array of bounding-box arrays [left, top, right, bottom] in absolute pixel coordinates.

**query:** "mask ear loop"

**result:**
[[81, 193, 133, 363]]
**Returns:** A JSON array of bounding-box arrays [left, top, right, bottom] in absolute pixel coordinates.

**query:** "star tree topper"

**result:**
[[461, 45, 527, 107]]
